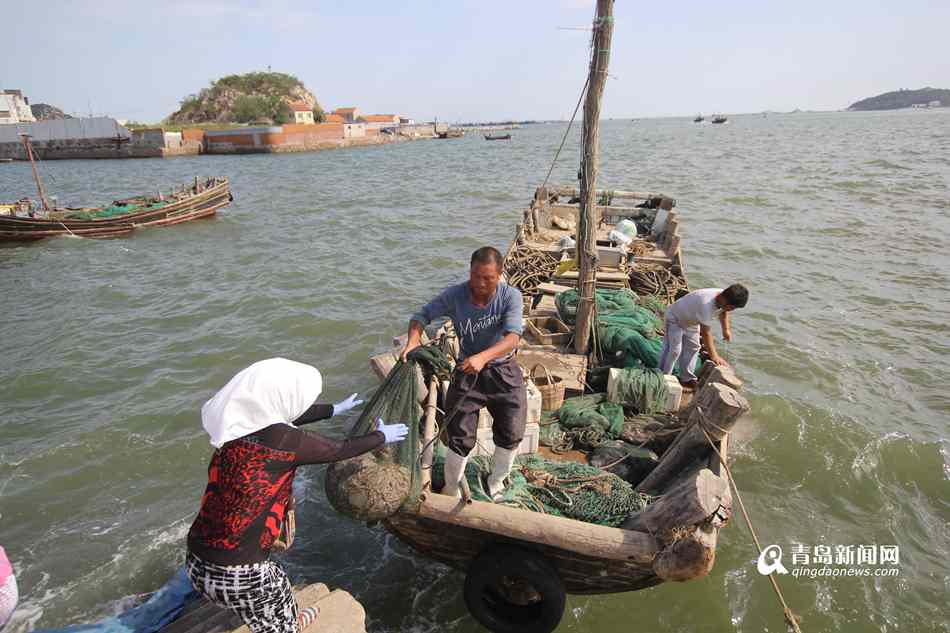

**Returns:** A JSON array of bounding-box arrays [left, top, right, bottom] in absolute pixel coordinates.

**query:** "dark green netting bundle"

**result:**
[[539, 394, 624, 453], [556, 288, 699, 376], [432, 453, 651, 528], [609, 367, 669, 414], [325, 346, 451, 521], [556, 288, 662, 368]]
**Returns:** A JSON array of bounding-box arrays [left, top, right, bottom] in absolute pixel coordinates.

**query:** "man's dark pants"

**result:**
[[444, 358, 526, 457]]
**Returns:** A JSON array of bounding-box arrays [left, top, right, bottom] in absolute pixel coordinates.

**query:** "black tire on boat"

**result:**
[[463, 544, 566, 633]]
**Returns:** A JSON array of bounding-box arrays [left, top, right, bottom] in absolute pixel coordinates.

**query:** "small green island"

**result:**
[[848, 87, 949, 111], [167, 71, 324, 126]]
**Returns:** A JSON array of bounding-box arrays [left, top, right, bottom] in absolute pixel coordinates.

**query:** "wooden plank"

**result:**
[[417, 492, 658, 563], [515, 346, 588, 392], [553, 186, 674, 204], [667, 233, 681, 257], [556, 270, 628, 282], [632, 255, 672, 267], [420, 376, 438, 492], [537, 282, 573, 295]]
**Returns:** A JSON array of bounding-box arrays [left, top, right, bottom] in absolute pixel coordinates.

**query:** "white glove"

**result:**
[[376, 417, 409, 444], [332, 393, 364, 416]]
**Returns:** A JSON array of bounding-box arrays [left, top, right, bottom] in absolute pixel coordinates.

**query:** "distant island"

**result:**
[[848, 87, 949, 111], [167, 71, 323, 125]]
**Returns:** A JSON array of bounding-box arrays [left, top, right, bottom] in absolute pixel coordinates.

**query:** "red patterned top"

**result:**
[[188, 417, 383, 565]]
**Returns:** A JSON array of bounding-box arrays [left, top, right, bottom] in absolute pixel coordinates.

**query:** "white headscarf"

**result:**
[[201, 358, 323, 448]]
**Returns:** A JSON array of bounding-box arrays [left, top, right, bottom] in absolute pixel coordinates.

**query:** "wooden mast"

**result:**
[[574, 0, 614, 354], [20, 134, 50, 212]]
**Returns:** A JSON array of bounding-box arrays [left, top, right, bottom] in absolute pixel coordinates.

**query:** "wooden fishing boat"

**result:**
[[484, 133, 512, 141], [361, 4, 748, 631], [0, 177, 232, 242], [693, 114, 704, 123], [372, 183, 746, 633], [711, 114, 728, 124]]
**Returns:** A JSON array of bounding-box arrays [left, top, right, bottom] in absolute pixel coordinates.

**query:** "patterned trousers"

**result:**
[[186, 552, 298, 633]]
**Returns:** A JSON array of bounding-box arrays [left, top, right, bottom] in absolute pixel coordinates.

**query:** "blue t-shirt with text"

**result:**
[[411, 282, 523, 361]]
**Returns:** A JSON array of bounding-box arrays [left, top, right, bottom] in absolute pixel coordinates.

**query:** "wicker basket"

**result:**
[[531, 363, 565, 412]]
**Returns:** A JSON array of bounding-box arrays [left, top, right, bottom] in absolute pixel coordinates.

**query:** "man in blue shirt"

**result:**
[[401, 246, 526, 500]]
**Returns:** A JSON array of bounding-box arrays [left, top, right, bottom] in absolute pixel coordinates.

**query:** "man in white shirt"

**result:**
[[659, 284, 748, 389]]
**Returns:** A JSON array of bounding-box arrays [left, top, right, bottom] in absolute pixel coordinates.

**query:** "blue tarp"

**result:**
[[36, 568, 198, 633]]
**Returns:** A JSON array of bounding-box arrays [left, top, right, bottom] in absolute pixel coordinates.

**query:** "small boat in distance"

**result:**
[[711, 114, 728, 124], [484, 133, 512, 141], [693, 114, 704, 123]]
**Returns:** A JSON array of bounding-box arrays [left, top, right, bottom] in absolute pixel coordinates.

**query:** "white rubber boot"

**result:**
[[441, 449, 468, 498], [487, 447, 518, 501]]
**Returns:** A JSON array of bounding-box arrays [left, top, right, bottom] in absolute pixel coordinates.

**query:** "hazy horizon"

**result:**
[[3, 1, 948, 123]]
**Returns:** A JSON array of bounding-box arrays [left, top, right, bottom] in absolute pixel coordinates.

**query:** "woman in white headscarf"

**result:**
[[185, 358, 407, 633]]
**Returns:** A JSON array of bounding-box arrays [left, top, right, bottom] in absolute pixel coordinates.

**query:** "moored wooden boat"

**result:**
[[0, 177, 232, 242]]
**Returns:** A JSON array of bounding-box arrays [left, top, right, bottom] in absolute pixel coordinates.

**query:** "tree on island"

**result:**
[[231, 95, 294, 124], [167, 71, 322, 125]]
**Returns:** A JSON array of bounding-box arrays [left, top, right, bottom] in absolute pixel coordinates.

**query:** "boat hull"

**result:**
[[0, 178, 231, 241]]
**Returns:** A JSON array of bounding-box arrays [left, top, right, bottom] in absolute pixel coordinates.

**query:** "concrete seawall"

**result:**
[[0, 123, 437, 160], [203, 132, 417, 155], [0, 138, 202, 161]]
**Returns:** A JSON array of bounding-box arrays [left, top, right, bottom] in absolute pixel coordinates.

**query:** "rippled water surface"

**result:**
[[1, 110, 948, 632]]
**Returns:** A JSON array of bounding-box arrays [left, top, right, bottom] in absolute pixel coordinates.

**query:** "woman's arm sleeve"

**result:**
[[291, 403, 335, 426], [293, 430, 385, 465]]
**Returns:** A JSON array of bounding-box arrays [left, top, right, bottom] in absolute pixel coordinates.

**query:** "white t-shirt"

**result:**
[[667, 288, 723, 329]]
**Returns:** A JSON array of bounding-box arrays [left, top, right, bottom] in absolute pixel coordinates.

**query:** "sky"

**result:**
[[3, 0, 948, 123]]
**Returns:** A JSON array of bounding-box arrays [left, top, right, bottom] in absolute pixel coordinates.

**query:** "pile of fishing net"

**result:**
[[325, 346, 452, 521], [556, 288, 699, 377], [610, 367, 669, 414], [539, 394, 623, 453], [432, 453, 652, 528], [537, 393, 683, 486], [556, 288, 664, 369]]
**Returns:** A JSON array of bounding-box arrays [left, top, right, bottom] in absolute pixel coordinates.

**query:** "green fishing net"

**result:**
[[66, 201, 168, 220], [432, 453, 651, 527], [539, 394, 624, 453], [556, 287, 699, 375], [325, 346, 451, 521], [609, 367, 668, 414]]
